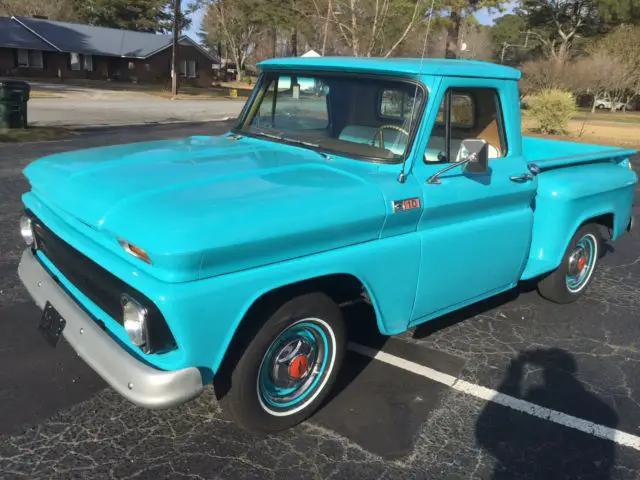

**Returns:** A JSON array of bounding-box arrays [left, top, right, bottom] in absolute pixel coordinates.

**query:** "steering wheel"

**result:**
[[372, 125, 410, 150]]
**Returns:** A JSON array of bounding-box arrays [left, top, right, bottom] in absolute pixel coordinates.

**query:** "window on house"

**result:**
[[29, 50, 43, 68], [187, 60, 197, 78], [70, 53, 81, 71], [178, 60, 187, 77], [17, 49, 29, 67], [17, 49, 43, 68], [83, 54, 93, 72]]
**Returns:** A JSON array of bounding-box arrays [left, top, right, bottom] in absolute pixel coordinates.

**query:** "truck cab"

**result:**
[[18, 58, 637, 432]]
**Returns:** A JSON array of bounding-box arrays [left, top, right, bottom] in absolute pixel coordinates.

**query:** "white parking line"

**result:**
[[349, 342, 640, 452]]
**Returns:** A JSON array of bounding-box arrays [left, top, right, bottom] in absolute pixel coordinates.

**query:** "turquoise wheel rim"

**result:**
[[566, 233, 598, 293], [257, 318, 335, 416]]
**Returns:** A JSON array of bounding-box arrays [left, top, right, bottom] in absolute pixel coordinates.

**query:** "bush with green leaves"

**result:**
[[527, 90, 577, 135]]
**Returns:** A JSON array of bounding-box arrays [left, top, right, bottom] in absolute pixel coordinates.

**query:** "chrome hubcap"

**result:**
[[257, 320, 332, 413], [567, 247, 588, 277], [270, 338, 317, 388], [566, 234, 597, 293]]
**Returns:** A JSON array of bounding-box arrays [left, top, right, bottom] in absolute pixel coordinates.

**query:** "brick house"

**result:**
[[0, 16, 218, 87]]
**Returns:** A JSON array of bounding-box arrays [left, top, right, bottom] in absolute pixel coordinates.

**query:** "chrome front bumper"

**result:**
[[18, 249, 204, 409]]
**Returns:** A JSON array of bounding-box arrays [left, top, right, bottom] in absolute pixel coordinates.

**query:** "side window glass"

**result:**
[[451, 94, 474, 127], [426, 88, 507, 163], [435, 93, 474, 127]]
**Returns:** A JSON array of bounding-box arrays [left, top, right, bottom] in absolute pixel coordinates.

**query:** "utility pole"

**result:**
[[171, 0, 181, 97], [290, 0, 298, 56], [444, 5, 461, 59], [272, 27, 278, 58], [321, 0, 332, 56]]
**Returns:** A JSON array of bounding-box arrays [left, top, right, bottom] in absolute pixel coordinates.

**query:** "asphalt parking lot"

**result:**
[[0, 122, 639, 479]]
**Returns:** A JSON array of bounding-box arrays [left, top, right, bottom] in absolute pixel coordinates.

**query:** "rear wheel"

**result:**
[[217, 292, 346, 432], [537, 224, 601, 303]]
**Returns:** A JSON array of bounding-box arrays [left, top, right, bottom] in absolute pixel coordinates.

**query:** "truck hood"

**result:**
[[24, 135, 386, 282]]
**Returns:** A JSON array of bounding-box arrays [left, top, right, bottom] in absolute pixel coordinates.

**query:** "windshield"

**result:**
[[234, 72, 425, 162]]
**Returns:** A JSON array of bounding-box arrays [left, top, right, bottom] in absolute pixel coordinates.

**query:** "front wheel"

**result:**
[[217, 292, 346, 433], [537, 224, 601, 304]]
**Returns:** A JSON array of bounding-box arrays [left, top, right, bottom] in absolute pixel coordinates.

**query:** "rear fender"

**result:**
[[520, 162, 636, 280]]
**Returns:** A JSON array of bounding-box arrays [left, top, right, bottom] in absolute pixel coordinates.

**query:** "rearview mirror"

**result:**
[[460, 139, 489, 175]]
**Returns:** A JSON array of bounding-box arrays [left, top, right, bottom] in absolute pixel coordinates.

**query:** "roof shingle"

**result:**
[[15, 16, 173, 58], [0, 16, 57, 51], [0, 16, 215, 61]]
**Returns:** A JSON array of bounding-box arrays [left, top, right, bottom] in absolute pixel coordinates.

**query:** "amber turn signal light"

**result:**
[[118, 239, 152, 264]]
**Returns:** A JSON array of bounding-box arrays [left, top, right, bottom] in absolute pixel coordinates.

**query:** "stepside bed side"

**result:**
[[520, 161, 637, 280]]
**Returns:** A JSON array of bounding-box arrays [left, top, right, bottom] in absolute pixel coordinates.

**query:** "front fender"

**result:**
[[165, 232, 421, 375]]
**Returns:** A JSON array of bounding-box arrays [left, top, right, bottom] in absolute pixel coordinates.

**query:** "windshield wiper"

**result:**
[[281, 136, 319, 149], [250, 129, 332, 160], [282, 136, 334, 160], [252, 130, 285, 141]]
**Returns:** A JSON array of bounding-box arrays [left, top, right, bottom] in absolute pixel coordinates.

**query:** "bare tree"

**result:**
[[316, 0, 424, 57], [593, 25, 640, 111], [571, 52, 615, 112], [202, 0, 261, 81], [519, 0, 599, 63], [520, 58, 572, 94]]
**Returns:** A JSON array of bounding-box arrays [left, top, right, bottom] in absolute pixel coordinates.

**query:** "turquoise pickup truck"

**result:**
[[18, 58, 637, 432]]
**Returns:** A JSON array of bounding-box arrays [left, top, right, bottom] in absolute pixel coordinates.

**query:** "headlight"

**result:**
[[20, 215, 34, 246], [122, 295, 150, 352]]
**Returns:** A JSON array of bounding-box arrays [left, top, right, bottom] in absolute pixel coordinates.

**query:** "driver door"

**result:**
[[410, 80, 536, 323]]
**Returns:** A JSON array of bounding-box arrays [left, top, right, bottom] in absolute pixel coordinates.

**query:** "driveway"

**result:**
[[0, 123, 639, 479], [28, 98, 244, 127]]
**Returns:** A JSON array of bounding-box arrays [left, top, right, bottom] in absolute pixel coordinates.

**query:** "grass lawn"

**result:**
[[572, 108, 640, 124], [0, 127, 74, 143], [523, 117, 640, 150], [29, 91, 65, 99], [145, 88, 241, 100]]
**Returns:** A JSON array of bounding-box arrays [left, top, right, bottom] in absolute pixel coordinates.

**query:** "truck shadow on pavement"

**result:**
[[311, 303, 465, 460], [476, 348, 618, 480], [317, 283, 621, 470]]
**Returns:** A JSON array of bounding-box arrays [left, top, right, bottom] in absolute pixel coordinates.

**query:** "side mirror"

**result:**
[[426, 138, 490, 185], [460, 139, 489, 175]]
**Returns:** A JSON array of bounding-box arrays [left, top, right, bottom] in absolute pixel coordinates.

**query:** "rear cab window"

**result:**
[[380, 89, 420, 121]]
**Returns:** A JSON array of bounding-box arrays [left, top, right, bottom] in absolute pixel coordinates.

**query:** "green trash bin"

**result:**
[[0, 81, 30, 129]]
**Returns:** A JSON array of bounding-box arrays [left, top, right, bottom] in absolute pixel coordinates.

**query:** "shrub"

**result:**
[[527, 89, 577, 135]]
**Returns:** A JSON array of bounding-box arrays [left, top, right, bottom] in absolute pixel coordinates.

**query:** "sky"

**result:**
[[183, 1, 516, 43], [184, 0, 205, 41]]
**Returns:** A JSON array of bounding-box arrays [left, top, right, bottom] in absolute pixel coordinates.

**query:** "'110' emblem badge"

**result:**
[[392, 197, 421, 213]]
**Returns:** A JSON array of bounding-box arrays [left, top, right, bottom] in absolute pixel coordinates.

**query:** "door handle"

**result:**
[[509, 173, 534, 183]]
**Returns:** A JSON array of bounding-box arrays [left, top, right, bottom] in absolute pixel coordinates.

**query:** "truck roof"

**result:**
[[257, 57, 522, 80]]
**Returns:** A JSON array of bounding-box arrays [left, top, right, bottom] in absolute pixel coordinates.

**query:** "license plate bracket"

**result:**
[[39, 302, 66, 348]]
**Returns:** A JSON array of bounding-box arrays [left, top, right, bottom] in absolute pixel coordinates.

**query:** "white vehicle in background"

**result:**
[[594, 98, 634, 111]]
